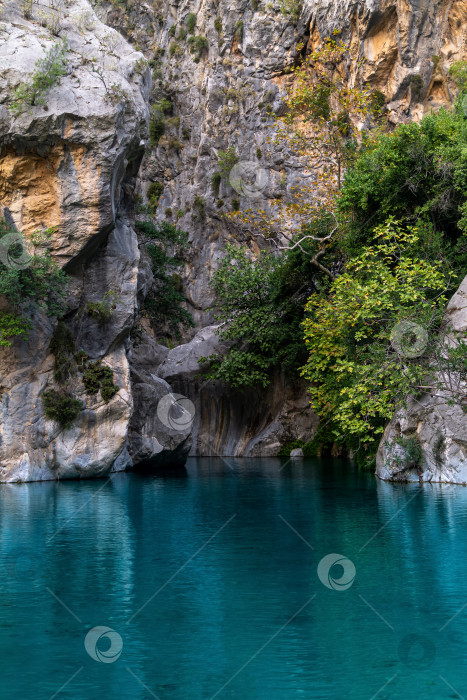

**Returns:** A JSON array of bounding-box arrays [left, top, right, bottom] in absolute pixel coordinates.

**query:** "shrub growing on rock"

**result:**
[[186, 12, 197, 33], [82, 361, 119, 402], [11, 39, 68, 115], [42, 390, 82, 429], [0, 221, 69, 347]]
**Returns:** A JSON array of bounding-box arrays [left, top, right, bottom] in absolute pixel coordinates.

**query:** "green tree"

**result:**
[[202, 243, 314, 387], [0, 221, 69, 347], [301, 219, 454, 466], [338, 106, 467, 266]]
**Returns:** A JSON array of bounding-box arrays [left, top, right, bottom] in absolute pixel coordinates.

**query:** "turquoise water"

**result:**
[[1, 457, 467, 699]]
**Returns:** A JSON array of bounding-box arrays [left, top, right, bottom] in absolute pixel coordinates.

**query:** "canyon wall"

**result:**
[[0, 0, 465, 479]]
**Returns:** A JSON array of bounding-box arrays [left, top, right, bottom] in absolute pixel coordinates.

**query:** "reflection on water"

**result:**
[[1, 458, 467, 698]]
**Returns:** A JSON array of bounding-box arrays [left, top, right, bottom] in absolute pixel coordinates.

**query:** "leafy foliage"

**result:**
[[201, 244, 314, 387], [301, 220, 453, 466], [0, 221, 69, 347], [338, 107, 467, 266], [135, 220, 193, 339]]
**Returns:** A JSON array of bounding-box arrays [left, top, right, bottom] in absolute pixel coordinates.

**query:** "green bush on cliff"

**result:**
[[10, 39, 68, 116], [338, 106, 467, 270], [49, 320, 76, 383], [82, 361, 119, 402], [86, 291, 119, 326], [186, 12, 197, 33], [0, 221, 69, 347], [200, 243, 313, 388], [42, 390, 82, 429]]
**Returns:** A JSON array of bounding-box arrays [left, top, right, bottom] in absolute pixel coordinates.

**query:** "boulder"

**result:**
[[376, 276, 467, 483]]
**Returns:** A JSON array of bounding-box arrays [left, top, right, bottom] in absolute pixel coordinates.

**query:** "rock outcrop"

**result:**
[[157, 326, 319, 456], [376, 276, 467, 484], [0, 0, 190, 481]]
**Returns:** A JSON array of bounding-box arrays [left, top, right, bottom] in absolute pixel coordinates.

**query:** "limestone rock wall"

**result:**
[[100, 0, 466, 328], [0, 0, 191, 481], [0, 0, 466, 478]]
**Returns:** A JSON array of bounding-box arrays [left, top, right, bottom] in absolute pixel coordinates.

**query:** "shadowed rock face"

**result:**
[[157, 326, 319, 457], [0, 0, 191, 482], [376, 277, 467, 484]]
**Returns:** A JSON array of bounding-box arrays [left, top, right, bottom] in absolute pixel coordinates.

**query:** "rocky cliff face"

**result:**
[[0, 0, 191, 481], [100, 0, 465, 325], [103, 0, 464, 459], [0, 0, 465, 480]]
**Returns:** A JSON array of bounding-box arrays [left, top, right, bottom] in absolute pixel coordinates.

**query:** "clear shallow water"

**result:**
[[1, 457, 467, 699]]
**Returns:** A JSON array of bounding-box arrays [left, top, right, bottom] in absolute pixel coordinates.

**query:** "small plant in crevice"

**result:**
[[147, 181, 164, 209], [211, 172, 221, 197], [186, 12, 197, 33], [187, 35, 208, 62], [234, 20, 244, 42], [193, 195, 206, 220], [217, 146, 238, 179], [42, 390, 82, 429], [11, 39, 68, 115], [279, 0, 302, 23], [86, 291, 119, 327], [387, 434, 424, 471], [148, 98, 172, 147], [433, 434, 446, 465]]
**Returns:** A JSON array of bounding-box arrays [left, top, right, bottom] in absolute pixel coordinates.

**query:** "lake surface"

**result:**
[[1, 457, 467, 699]]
